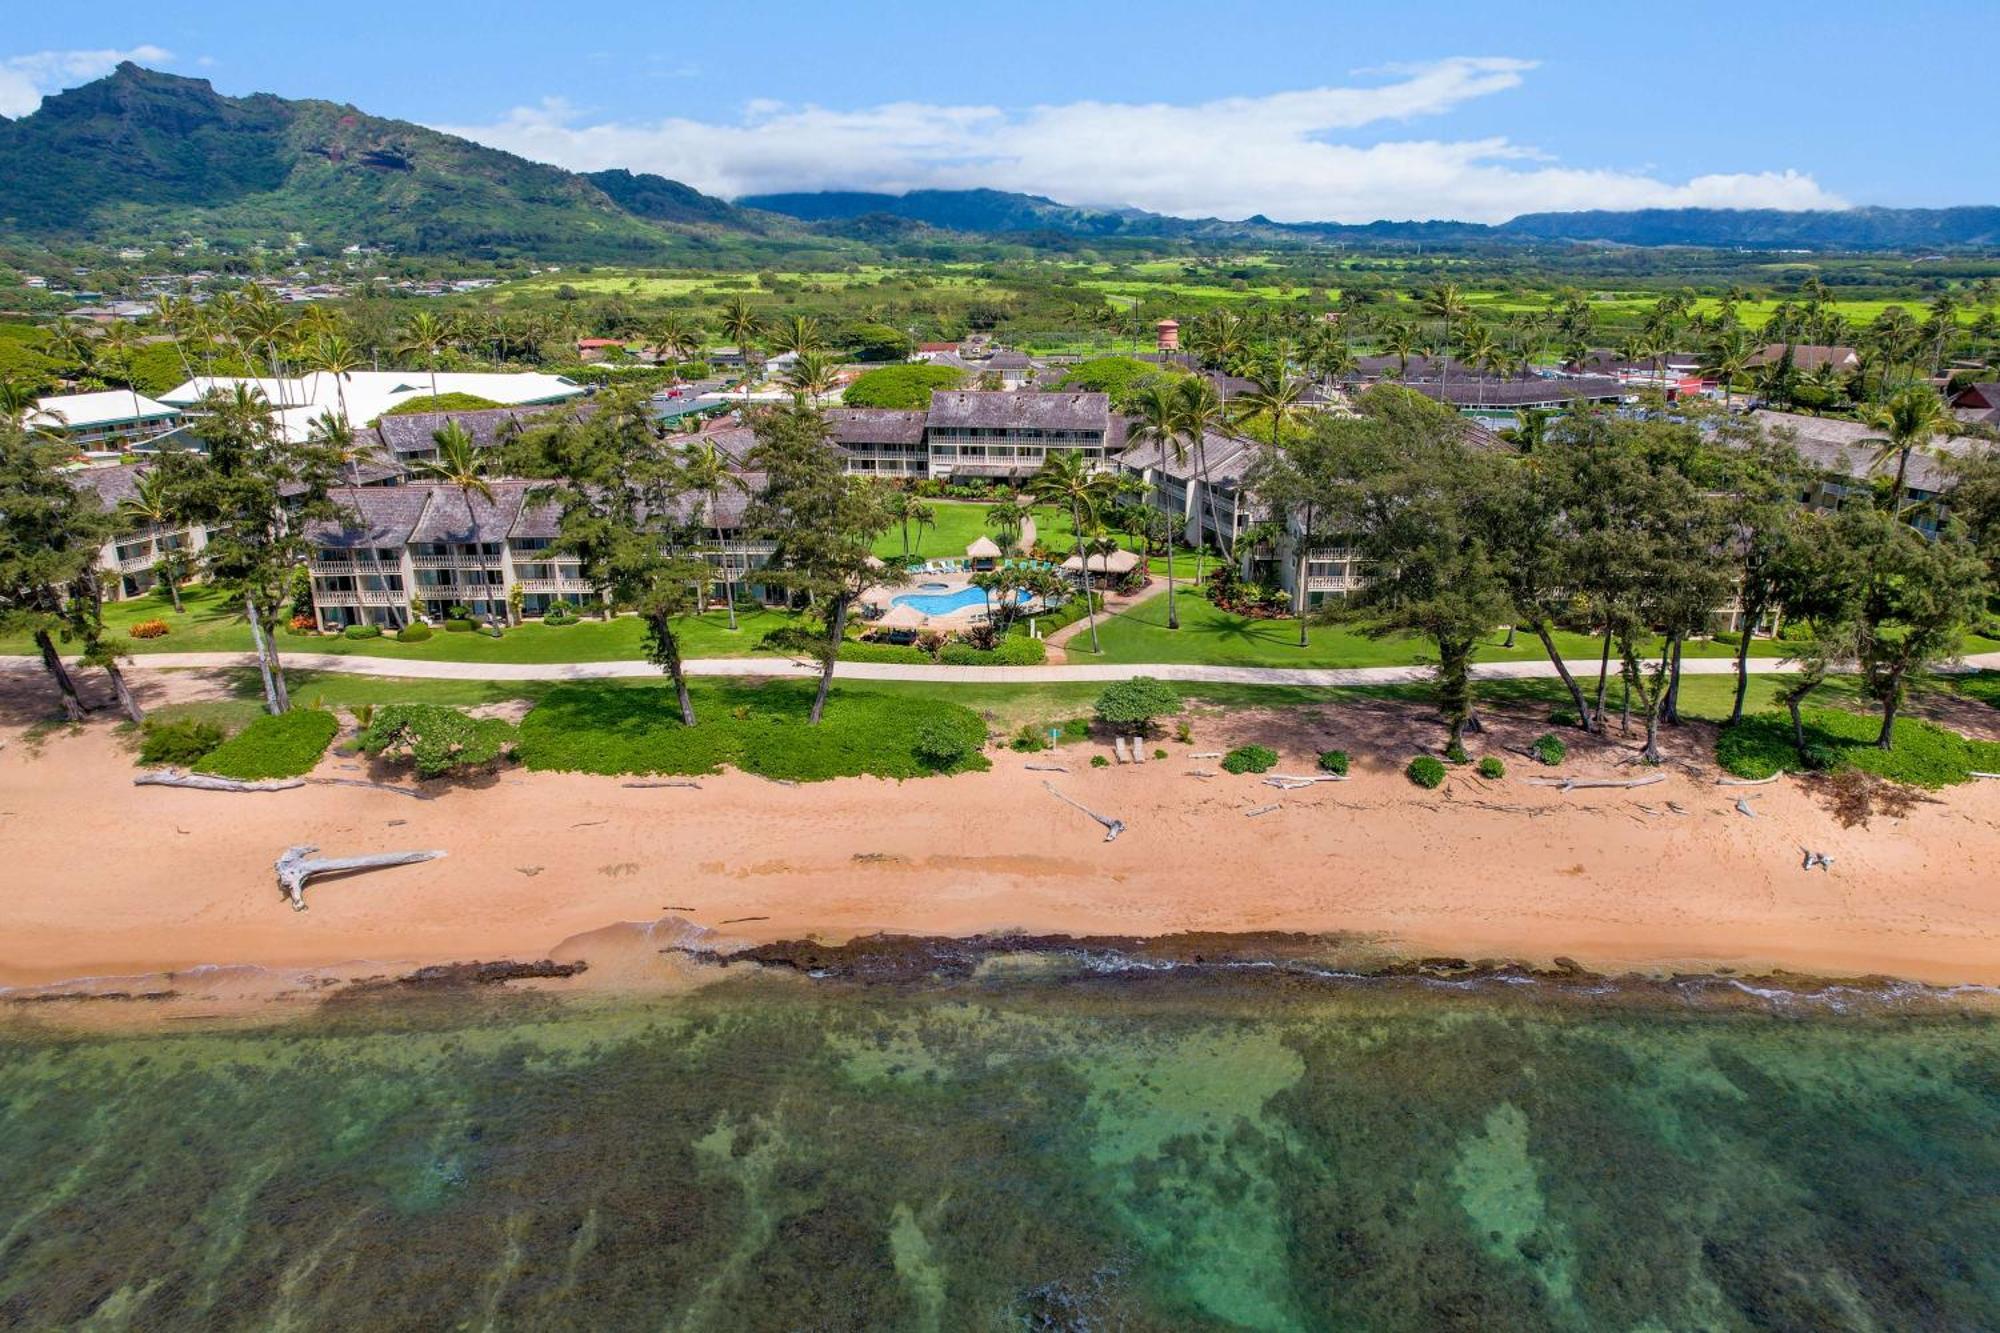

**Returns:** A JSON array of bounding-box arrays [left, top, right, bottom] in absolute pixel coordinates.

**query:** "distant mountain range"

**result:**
[[3, 65, 1998, 259]]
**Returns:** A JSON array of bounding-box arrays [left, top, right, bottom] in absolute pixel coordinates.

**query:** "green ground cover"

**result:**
[[1716, 707, 2000, 786], [872, 499, 1129, 562], [191, 708, 339, 780], [0, 587, 799, 663], [512, 680, 990, 781]]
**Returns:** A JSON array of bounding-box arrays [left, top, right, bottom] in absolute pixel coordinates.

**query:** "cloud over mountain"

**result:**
[[443, 57, 1844, 223], [0, 45, 173, 117]]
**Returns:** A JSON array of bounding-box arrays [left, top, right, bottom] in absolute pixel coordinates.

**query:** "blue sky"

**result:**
[[4, 2, 1993, 221]]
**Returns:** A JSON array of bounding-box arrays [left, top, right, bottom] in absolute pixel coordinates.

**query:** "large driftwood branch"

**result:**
[[1970, 771, 2000, 781], [275, 844, 446, 912], [1042, 781, 1125, 842], [1717, 773, 1786, 787], [1244, 803, 1281, 818], [621, 779, 703, 789], [1526, 774, 1667, 792], [136, 768, 304, 793], [1264, 773, 1348, 790]]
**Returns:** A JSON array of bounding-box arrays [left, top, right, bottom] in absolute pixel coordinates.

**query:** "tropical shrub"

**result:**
[[138, 716, 225, 766], [1222, 744, 1278, 774], [194, 709, 340, 781], [1090, 754, 1110, 768], [1716, 708, 2000, 788], [1443, 740, 1469, 765], [1548, 707, 1582, 728], [359, 704, 516, 779], [839, 641, 932, 665], [1406, 756, 1448, 789], [913, 717, 976, 770], [1153, 748, 1168, 760], [342, 624, 382, 640], [128, 619, 170, 640], [1478, 756, 1506, 780], [1009, 724, 1048, 753], [1317, 749, 1349, 775], [841, 364, 963, 409], [445, 618, 475, 633], [289, 614, 317, 634], [1093, 676, 1181, 731], [396, 624, 433, 643], [1531, 733, 1567, 767]]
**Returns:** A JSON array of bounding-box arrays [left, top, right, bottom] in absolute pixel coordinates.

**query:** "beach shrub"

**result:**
[[1222, 744, 1278, 775], [1090, 754, 1110, 768], [138, 716, 225, 766], [359, 704, 516, 779], [1716, 708, 2000, 788], [913, 717, 975, 770], [1531, 733, 1568, 767], [1548, 706, 1582, 728], [396, 624, 433, 643], [1009, 724, 1048, 753], [1175, 719, 1193, 744], [342, 624, 381, 641], [1094, 676, 1181, 731], [1443, 740, 1469, 765], [194, 709, 340, 781], [1058, 716, 1091, 742], [128, 619, 170, 640], [1478, 756, 1506, 780], [1154, 748, 1168, 760], [1317, 749, 1349, 775], [514, 681, 989, 782], [444, 618, 475, 633], [1406, 756, 1448, 789]]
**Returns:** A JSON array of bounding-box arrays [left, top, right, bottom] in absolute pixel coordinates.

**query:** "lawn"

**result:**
[[1077, 588, 2000, 671], [513, 680, 988, 781], [1, 587, 802, 664], [873, 499, 1138, 562]]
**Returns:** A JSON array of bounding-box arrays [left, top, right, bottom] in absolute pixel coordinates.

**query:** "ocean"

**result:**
[[2, 947, 1996, 1331]]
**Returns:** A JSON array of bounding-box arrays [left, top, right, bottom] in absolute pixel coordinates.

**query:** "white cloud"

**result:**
[[0, 44, 173, 117], [439, 57, 1844, 222]]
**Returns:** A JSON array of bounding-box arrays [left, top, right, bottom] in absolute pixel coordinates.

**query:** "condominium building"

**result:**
[[66, 461, 209, 601], [31, 390, 182, 454], [923, 391, 1113, 480]]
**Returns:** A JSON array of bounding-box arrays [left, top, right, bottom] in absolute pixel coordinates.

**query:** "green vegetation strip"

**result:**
[[192, 709, 340, 781], [1717, 709, 2000, 788], [514, 681, 990, 781]]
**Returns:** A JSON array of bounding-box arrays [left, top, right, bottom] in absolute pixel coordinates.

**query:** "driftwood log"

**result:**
[[1244, 803, 1281, 818], [621, 779, 702, 789], [308, 777, 431, 800], [1717, 773, 1786, 787], [1024, 764, 1069, 773], [136, 768, 304, 793], [275, 844, 446, 912], [1970, 771, 2000, 781], [1042, 781, 1125, 842], [1263, 773, 1348, 790], [1527, 774, 1666, 792]]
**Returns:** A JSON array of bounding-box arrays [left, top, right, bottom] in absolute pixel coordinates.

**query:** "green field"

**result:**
[[872, 499, 1125, 561]]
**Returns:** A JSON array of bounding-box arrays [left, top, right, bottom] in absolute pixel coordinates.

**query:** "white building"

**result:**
[[158, 370, 587, 443], [30, 390, 182, 454]]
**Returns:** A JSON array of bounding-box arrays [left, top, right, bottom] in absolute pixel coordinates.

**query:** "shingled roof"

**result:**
[[305, 486, 436, 549], [927, 391, 1109, 432], [824, 408, 927, 446], [372, 405, 563, 456], [1747, 410, 1991, 494]]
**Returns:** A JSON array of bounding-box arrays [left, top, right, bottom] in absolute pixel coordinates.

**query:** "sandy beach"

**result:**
[[4, 680, 1999, 996]]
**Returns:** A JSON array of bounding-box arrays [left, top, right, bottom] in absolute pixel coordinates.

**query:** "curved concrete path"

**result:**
[[9, 649, 2000, 687]]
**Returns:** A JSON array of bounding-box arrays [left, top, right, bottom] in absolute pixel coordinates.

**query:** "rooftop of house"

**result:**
[[306, 485, 438, 549], [1748, 409, 1991, 494], [158, 370, 588, 443], [372, 404, 567, 456], [64, 459, 151, 509], [823, 407, 927, 447], [927, 390, 1109, 432], [1404, 376, 1628, 408], [30, 390, 179, 432], [1950, 382, 2000, 410], [1745, 344, 1859, 371]]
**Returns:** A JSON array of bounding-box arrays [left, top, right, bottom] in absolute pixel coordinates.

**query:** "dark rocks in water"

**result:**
[[396, 959, 588, 988]]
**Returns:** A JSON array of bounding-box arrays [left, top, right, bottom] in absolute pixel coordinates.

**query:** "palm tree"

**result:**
[[415, 420, 494, 527], [1238, 359, 1307, 450], [308, 410, 367, 487], [1384, 321, 1418, 378], [909, 499, 936, 556], [1420, 282, 1469, 392], [680, 438, 751, 630], [94, 321, 146, 427], [769, 314, 825, 358], [1700, 330, 1755, 412], [117, 469, 186, 612], [1862, 386, 1952, 517], [1174, 375, 1230, 575], [397, 312, 455, 429], [717, 297, 762, 405], [1028, 450, 1114, 654], [302, 331, 364, 428], [47, 316, 96, 385], [650, 312, 702, 376], [984, 493, 1028, 553], [1123, 383, 1184, 628], [781, 349, 840, 404]]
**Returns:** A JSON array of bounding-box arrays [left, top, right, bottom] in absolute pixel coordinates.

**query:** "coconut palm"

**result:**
[[116, 469, 187, 612], [1862, 386, 1952, 517], [781, 349, 840, 404], [397, 312, 455, 423], [302, 332, 364, 427], [1700, 329, 1755, 412], [1173, 374, 1231, 573], [47, 317, 96, 385], [1124, 382, 1185, 628], [1238, 358, 1308, 450], [650, 312, 703, 375], [769, 314, 825, 358], [984, 493, 1028, 553], [1420, 282, 1470, 391], [414, 420, 494, 526], [1383, 321, 1418, 378], [909, 498, 936, 556], [680, 437, 751, 630], [717, 297, 762, 403], [93, 321, 147, 427], [1027, 450, 1115, 654]]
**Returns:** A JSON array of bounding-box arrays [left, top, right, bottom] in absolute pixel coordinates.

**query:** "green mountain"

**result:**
[[0, 64, 755, 260], [582, 168, 769, 231]]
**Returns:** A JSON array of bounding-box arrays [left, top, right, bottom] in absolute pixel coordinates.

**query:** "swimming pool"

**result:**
[[889, 586, 1034, 616]]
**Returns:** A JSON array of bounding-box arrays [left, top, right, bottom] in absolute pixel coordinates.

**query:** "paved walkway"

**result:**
[[10, 649, 2000, 687]]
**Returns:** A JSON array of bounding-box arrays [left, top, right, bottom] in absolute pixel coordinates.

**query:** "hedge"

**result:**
[[343, 624, 382, 640], [194, 709, 340, 781], [138, 717, 225, 767], [396, 624, 433, 643], [359, 704, 516, 779]]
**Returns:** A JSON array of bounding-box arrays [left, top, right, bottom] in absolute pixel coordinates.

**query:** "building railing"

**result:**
[[116, 549, 156, 572], [409, 553, 505, 570], [309, 555, 397, 576], [316, 587, 407, 607], [515, 578, 595, 595]]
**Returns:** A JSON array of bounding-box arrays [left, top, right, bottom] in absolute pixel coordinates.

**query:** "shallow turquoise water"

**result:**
[[890, 585, 1033, 615], [1, 972, 1996, 1330]]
